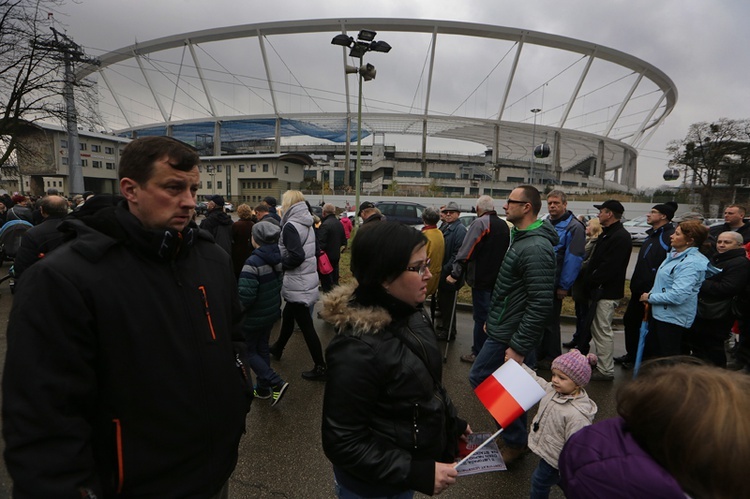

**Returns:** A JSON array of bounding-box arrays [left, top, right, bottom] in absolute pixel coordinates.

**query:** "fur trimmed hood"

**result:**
[[319, 283, 394, 336]]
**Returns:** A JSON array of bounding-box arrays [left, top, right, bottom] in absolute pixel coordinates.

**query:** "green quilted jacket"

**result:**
[[486, 219, 558, 355]]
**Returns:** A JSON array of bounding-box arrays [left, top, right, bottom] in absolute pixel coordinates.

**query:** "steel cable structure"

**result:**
[[76, 18, 677, 191]]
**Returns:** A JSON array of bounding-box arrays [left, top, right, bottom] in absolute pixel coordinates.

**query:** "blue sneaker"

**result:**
[[253, 386, 272, 399], [271, 382, 289, 407]]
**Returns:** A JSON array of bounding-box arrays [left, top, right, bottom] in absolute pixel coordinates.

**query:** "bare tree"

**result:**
[[666, 118, 750, 216]]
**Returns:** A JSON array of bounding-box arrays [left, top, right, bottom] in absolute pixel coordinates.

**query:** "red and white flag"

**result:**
[[474, 359, 545, 428]]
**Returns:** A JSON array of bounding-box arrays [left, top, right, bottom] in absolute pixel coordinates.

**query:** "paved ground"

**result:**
[[0, 276, 630, 498]]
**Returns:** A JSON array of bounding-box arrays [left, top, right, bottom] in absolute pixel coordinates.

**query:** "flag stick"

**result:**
[[454, 428, 504, 469]]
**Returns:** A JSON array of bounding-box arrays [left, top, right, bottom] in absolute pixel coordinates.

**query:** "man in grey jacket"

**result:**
[[436, 201, 467, 340]]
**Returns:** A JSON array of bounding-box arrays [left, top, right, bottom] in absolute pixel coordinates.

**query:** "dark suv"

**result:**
[[374, 201, 426, 225]]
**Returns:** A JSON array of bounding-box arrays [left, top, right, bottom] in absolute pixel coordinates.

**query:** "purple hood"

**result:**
[[559, 417, 685, 499]]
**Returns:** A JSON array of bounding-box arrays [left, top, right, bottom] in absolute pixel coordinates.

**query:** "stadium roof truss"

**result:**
[[76, 18, 677, 187]]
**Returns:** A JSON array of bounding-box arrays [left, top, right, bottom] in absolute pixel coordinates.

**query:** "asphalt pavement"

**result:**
[[0, 276, 629, 498]]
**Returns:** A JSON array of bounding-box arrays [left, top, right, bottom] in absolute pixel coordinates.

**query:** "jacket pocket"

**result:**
[[198, 285, 218, 341], [112, 418, 125, 493]]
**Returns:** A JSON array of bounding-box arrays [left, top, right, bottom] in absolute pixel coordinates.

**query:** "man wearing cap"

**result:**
[[263, 196, 282, 223], [200, 194, 233, 254], [359, 201, 383, 225], [615, 202, 677, 369], [584, 200, 632, 381], [708, 204, 750, 246], [436, 201, 467, 340]]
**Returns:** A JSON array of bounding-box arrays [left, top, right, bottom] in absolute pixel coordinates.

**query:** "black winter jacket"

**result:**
[[317, 213, 347, 263], [200, 208, 233, 254], [629, 223, 675, 295], [586, 221, 632, 300], [700, 248, 750, 302], [2, 200, 252, 498], [320, 284, 467, 496], [12, 215, 66, 279]]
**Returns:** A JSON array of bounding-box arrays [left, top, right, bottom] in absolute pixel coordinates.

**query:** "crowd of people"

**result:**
[[2, 135, 749, 498]]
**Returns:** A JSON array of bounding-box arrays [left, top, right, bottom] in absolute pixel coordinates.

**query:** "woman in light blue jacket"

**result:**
[[639, 220, 711, 357]]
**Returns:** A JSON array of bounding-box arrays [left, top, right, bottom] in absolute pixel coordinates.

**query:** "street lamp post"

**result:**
[[530, 108, 541, 185], [332, 30, 391, 226]]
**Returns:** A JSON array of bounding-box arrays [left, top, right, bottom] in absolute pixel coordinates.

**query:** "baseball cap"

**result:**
[[206, 194, 225, 206], [263, 196, 277, 207], [593, 199, 624, 215], [358, 201, 375, 215]]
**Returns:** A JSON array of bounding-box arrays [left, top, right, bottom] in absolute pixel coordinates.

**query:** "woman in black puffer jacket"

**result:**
[[320, 222, 470, 498]]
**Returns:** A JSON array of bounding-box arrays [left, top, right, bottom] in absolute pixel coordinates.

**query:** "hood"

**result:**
[[253, 243, 281, 266], [210, 209, 233, 226], [512, 219, 559, 246], [319, 283, 394, 336], [281, 201, 313, 228], [553, 389, 598, 420]]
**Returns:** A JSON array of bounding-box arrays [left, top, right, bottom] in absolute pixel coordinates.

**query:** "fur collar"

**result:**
[[319, 283, 394, 336]]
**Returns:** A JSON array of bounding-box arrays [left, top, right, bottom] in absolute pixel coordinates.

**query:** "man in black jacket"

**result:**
[[708, 204, 750, 246], [317, 202, 347, 291], [584, 200, 632, 380], [615, 202, 677, 369], [12, 195, 69, 280], [200, 194, 233, 254], [2, 136, 251, 498]]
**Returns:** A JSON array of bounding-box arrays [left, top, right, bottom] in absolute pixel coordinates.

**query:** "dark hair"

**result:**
[[726, 204, 747, 216], [39, 195, 68, 218], [254, 203, 270, 214], [351, 223, 427, 286], [119, 136, 199, 184], [678, 220, 711, 255], [617, 360, 750, 499], [516, 184, 542, 215]]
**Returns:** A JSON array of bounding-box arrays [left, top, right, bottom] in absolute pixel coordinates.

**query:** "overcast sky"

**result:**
[[57, 0, 750, 189]]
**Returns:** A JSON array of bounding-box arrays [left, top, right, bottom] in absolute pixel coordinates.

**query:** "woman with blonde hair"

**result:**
[[269, 190, 326, 380]]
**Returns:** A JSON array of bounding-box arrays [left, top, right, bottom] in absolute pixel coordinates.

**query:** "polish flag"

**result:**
[[474, 359, 546, 428]]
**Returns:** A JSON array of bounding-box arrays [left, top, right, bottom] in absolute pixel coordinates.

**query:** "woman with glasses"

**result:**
[[320, 222, 471, 498]]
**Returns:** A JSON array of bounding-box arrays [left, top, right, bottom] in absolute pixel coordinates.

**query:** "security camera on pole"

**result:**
[[332, 30, 391, 226]]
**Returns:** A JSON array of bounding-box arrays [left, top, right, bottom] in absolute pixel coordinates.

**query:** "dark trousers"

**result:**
[[275, 302, 325, 366], [644, 318, 688, 359], [244, 325, 283, 388], [320, 259, 340, 293], [437, 284, 458, 334], [530, 458, 560, 499], [687, 316, 732, 368], [471, 289, 491, 356], [622, 296, 646, 359], [538, 296, 563, 361], [572, 299, 589, 345]]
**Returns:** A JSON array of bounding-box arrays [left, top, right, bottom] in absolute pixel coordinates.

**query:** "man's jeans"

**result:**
[[469, 337, 528, 448], [471, 289, 491, 356]]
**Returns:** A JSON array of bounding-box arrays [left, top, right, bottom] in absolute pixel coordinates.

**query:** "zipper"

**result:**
[[113, 418, 124, 493], [412, 404, 419, 449], [198, 286, 217, 340]]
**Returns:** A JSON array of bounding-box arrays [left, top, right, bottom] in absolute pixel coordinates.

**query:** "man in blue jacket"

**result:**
[[436, 201, 467, 340], [537, 190, 586, 367]]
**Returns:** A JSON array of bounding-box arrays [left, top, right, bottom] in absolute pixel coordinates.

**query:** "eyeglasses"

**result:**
[[405, 259, 431, 277], [506, 198, 529, 205]]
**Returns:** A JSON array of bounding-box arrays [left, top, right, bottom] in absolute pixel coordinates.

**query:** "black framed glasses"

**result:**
[[406, 259, 431, 277], [506, 198, 529, 205]]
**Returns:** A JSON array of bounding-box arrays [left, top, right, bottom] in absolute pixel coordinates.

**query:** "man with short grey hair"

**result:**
[[446, 195, 509, 362]]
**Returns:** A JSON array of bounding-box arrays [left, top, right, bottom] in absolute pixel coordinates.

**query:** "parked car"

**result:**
[[195, 201, 208, 216], [224, 202, 235, 213], [373, 201, 426, 225], [310, 205, 323, 219], [623, 215, 650, 245]]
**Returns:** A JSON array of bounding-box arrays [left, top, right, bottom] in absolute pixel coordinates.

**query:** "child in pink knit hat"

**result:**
[[522, 350, 599, 498]]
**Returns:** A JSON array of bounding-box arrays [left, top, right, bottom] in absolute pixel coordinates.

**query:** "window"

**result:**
[[216, 165, 223, 173], [81, 159, 88, 167], [239, 164, 245, 172], [60, 139, 68, 148], [80, 143, 87, 151], [284, 166, 289, 174], [105, 146, 114, 154], [251, 164, 256, 172], [91, 145, 101, 152], [92, 160, 102, 168], [217, 181, 223, 189], [198, 165, 203, 172], [47, 181, 51, 187], [106, 162, 115, 170], [62, 157, 68, 165], [206, 181, 212, 189], [262, 164, 269, 172]]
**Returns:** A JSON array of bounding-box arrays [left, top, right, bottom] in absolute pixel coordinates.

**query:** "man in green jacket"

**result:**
[[469, 185, 558, 466]]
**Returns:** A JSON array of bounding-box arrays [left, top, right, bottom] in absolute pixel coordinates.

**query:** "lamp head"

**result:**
[[357, 29, 377, 41], [349, 41, 369, 58], [331, 34, 353, 47], [369, 40, 392, 53]]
